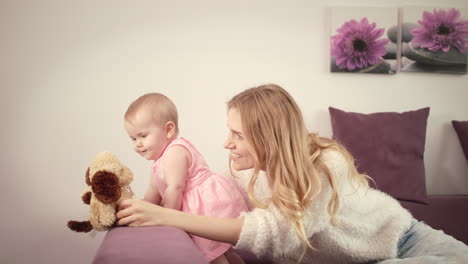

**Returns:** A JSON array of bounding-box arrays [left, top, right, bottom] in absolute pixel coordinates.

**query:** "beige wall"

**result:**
[[1, 0, 467, 263]]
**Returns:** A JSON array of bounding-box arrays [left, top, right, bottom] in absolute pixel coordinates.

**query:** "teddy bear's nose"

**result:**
[[92, 171, 121, 204]]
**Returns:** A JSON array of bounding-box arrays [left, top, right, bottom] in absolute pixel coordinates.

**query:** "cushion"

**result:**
[[452, 120, 468, 162], [329, 107, 430, 204], [93, 226, 208, 264]]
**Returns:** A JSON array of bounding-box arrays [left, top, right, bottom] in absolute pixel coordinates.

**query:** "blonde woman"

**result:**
[[117, 84, 468, 263]]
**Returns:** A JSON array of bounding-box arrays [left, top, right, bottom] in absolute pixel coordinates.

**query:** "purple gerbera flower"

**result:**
[[411, 8, 468, 53], [331, 18, 389, 71]]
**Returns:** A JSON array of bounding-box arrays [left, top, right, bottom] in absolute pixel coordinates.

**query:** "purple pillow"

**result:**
[[329, 107, 430, 204], [93, 226, 208, 264], [452, 120, 468, 162]]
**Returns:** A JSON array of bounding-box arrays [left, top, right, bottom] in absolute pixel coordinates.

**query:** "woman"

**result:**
[[117, 84, 468, 263]]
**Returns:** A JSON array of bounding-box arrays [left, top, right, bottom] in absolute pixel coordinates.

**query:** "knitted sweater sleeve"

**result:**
[[233, 150, 346, 260]]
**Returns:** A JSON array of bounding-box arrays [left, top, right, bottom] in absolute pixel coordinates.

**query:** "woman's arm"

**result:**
[[116, 199, 243, 244]]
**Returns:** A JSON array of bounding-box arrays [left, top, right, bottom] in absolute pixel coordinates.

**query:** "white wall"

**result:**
[[1, 0, 467, 263]]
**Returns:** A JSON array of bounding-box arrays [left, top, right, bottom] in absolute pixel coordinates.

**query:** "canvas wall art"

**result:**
[[330, 7, 398, 74], [400, 7, 468, 74]]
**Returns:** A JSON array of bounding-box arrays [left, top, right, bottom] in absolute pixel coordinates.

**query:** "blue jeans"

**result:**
[[375, 219, 468, 264]]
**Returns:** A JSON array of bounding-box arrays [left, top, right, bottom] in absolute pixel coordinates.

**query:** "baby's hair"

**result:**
[[125, 93, 179, 135]]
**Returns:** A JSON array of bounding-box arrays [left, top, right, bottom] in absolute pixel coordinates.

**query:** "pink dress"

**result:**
[[151, 137, 247, 262]]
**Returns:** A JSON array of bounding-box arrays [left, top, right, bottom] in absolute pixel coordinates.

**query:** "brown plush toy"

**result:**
[[67, 152, 134, 232]]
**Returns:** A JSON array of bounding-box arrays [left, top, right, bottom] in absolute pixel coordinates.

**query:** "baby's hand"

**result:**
[[143, 196, 162, 206]]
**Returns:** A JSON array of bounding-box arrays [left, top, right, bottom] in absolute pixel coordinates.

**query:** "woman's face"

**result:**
[[224, 107, 255, 171]]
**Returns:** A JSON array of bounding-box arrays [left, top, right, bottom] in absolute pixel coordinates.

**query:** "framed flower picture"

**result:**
[[400, 7, 468, 74], [329, 7, 398, 74]]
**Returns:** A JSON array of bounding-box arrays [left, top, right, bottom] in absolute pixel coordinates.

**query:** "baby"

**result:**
[[124, 93, 247, 264]]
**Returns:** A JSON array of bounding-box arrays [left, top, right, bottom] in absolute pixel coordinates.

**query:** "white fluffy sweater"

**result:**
[[230, 150, 412, 263]]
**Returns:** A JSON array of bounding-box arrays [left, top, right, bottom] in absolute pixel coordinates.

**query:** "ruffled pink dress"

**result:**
[[151, 137, 247, 262]]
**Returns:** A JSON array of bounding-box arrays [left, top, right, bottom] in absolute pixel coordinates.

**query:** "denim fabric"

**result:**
[[375, 219, 468, 264]]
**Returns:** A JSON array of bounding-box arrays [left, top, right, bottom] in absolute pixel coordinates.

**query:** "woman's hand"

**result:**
[[117, 198, 243, 245], [116, 198, 174, 227]]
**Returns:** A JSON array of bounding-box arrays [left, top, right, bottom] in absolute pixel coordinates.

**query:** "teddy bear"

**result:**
[[67, 151, 134, 232]]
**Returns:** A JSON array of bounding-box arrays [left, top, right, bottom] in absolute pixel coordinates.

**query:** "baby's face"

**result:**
[[124, 111, 170, 161]]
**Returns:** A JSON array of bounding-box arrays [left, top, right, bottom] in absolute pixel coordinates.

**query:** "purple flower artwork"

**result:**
[[411, 8, 468, 54], [401, 7, 467, 74], [331, 18, 389, 71], [329, 7, 397, 74]]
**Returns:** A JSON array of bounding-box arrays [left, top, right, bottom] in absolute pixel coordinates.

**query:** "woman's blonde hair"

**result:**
[[227, 84, 369, 260], [125, 93, 179, 135]]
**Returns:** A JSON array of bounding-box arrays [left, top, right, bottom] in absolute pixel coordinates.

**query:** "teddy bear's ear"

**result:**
[[82, 191, 92, 204], [119, 166, 134, 186], [92, 171, 121, 204], [85, 167, 91, 186]]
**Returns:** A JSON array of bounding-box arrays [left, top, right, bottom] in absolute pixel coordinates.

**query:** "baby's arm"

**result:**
[[162, 145, 190, 210], [144, 172, 162, 205]]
